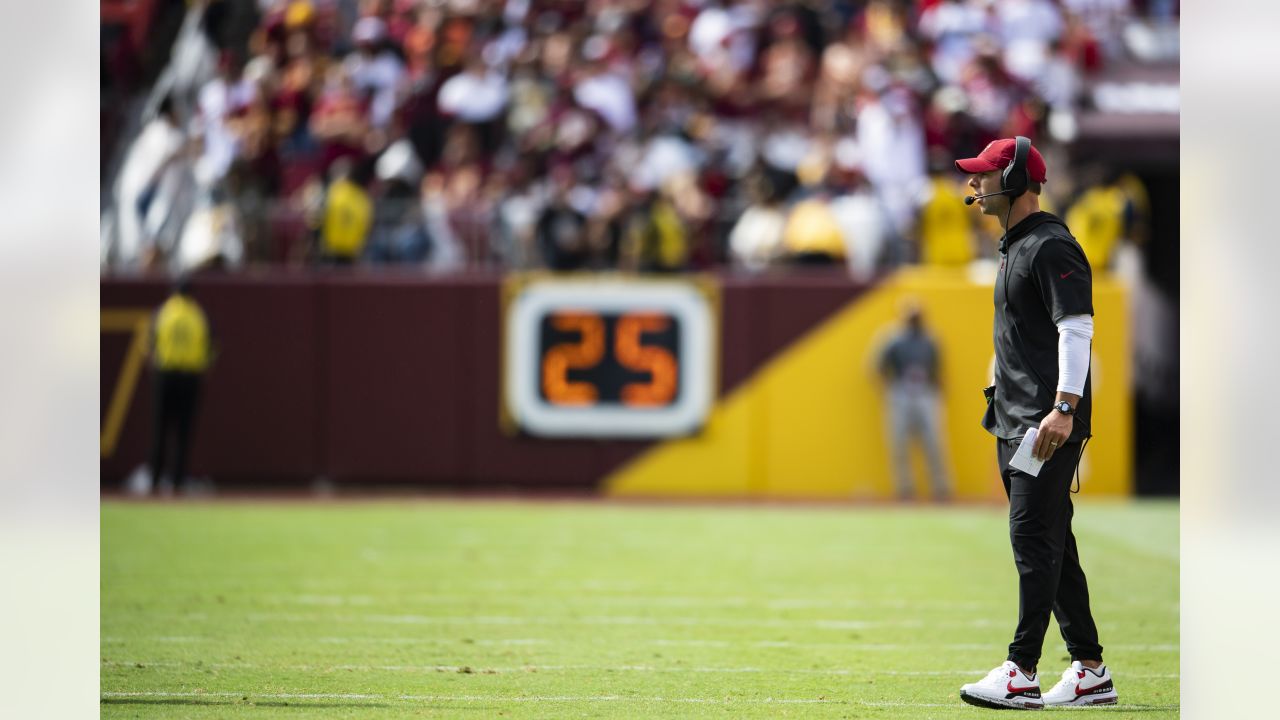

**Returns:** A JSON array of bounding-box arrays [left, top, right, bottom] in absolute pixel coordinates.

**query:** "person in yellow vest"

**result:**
[[918, 158, 977, 268], [782, 195, 847, 265], [1065, 178, 1127, 272], [148, 276, 214, 495], [319, 157, 373, 264]]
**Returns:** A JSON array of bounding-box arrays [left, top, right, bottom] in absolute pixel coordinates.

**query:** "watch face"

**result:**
[[1058, 402, 1071, 413]]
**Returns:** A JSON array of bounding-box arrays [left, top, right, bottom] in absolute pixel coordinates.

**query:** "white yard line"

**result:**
[[266, 592, 1177, 611], [233, 611, 1028, 630], [101, 635, 1179, 652], [101, 659, 1180, 679], [265, 593, 997, 611], [99, 690, 1181, 710], [111, 609, 1177, 632]]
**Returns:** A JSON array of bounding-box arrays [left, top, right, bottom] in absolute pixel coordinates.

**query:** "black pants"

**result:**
[[149, 371, 202, 487], [997, 437, 1103, 670]]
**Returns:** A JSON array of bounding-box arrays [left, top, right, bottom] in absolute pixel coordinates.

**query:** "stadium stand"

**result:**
[[100, 0, 1178, 277]]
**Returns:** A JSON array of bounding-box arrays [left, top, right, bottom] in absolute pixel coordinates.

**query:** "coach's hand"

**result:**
[[1034, 411, 1072, 462]]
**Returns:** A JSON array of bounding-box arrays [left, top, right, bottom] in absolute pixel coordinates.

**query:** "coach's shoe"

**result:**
[[959, 661, 1043, 710], [1042, 661, 1118, 706]]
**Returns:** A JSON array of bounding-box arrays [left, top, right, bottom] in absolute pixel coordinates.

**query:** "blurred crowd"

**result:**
[[102, 0, 1178, 277]]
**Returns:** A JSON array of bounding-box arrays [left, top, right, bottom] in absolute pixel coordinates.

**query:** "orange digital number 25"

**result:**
[[542, 312, 677, 407]]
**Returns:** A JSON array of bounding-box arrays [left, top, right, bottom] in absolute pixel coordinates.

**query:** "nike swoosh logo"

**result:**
[[1007, 681, 1040, 696], [1060, 271, 1075, 279], [1075, 681, 1111, 697]]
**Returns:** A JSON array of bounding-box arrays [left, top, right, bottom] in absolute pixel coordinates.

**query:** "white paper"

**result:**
[[1009, 427, 1046, 477]]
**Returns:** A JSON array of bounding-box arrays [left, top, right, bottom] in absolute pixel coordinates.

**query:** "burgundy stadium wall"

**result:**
[[101, 272, 871, 489]]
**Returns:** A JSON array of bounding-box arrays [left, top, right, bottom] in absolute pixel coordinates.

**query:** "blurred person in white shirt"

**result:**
[[917, 0, 992, 85], [194, 51, 256, 188], [729, 173, 787, 272], [994, 0, 1065, 81], [572, 44, 637, 134], [855, 83, 925, 253], [437, 54, 510, 124], [1060, 0, 1131, 60], [344, 16, 406, 130], [828, 139, 892, 282], [111, 97, 189, 270]]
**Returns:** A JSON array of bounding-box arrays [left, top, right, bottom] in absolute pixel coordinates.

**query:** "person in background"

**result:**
[[917, 149, 977, 268], [148, 276, 215, 496], [782, 193, 846, 266], [728, 174, 787, 272], [828, 144, 893, 282], [1065, 167, 1128, 271], [536, 165, 590, 271], [878, 302, 952, 501], [111, 96, 189, 270], [317, 156, 372, 264]]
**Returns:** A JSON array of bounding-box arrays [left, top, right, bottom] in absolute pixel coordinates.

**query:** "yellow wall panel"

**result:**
[[606, 266, 1131, 499]]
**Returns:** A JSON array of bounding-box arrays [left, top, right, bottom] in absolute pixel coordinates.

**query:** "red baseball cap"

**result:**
[[954, 138, 1047, 183]]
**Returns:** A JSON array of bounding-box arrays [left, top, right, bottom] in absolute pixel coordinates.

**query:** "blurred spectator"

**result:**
[[420, 171, 465, 271], [194, 50, 256, 189], [917, 0, 991, 86], [492, 163, 547, 269], [878, 302, 951, 502], [1035, 38, 1083, 112], [536, 165, 590, 271], [729, 173, 787, 273], [573, 50, 637, 134], [782, 194, 845, 266], [176, 186, 245, 272], [916, 150, 976, 268], [317, 157, 373, 264], [310, 64, 371, 173], [829, 146, 894, 281], [112, 96, 189, 270], [1060, 0, 1132, 61], [438, 54, 510, 124], [994, 0, 1064, 82], [345, 16, 406, 131], [1064, 167, 1128, 271], [147, 276, 214, 496], [855, 86, 926, 256], [619, 185, 693, 274]]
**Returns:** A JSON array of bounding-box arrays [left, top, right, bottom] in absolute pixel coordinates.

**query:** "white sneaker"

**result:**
[[1043, 661, 1118, 706], [960, 660, 1044, 710]]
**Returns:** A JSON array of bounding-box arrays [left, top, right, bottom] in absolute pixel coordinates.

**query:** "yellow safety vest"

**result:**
[[1066, 186, 1126, 270], [153, 294, 211, 373], [321, 178, 373, 258], [919, 177, 974, 267], [783, 199, 847, 258]]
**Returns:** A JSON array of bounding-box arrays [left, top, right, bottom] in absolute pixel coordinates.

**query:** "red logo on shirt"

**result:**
[[1060, 271, 1075, 279]]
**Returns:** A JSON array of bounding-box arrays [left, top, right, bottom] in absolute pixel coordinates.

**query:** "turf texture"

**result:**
[[101, 499, 1178, 718]]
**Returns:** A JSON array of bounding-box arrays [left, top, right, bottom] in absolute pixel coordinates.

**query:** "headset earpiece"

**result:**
[[1001, 136, 1031, 199]]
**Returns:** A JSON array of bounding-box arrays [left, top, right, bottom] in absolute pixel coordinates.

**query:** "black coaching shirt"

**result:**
[[984, 211, 1094, 443]]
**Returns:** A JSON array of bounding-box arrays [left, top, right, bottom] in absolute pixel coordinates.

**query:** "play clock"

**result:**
[[502, 276, 717, 438]]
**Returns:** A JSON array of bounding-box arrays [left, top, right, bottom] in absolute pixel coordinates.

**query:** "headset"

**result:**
[[1002, 135, 1032, 199]]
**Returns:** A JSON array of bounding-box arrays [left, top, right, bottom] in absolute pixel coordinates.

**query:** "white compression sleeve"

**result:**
[[1056, 314, 1093, 395]]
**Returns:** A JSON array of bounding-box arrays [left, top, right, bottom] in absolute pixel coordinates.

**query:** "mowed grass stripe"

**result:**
[[102, 500, 1178, 719]]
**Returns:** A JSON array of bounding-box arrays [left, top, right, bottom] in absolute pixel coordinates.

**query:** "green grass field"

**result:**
[[101, 499, 1178, 718]]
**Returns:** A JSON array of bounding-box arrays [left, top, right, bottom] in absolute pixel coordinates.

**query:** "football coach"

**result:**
[[953, 137, 1118, 710]]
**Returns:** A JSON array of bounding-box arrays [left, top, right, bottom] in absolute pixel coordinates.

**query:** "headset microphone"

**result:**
[[964, 189, 1013, 206]]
